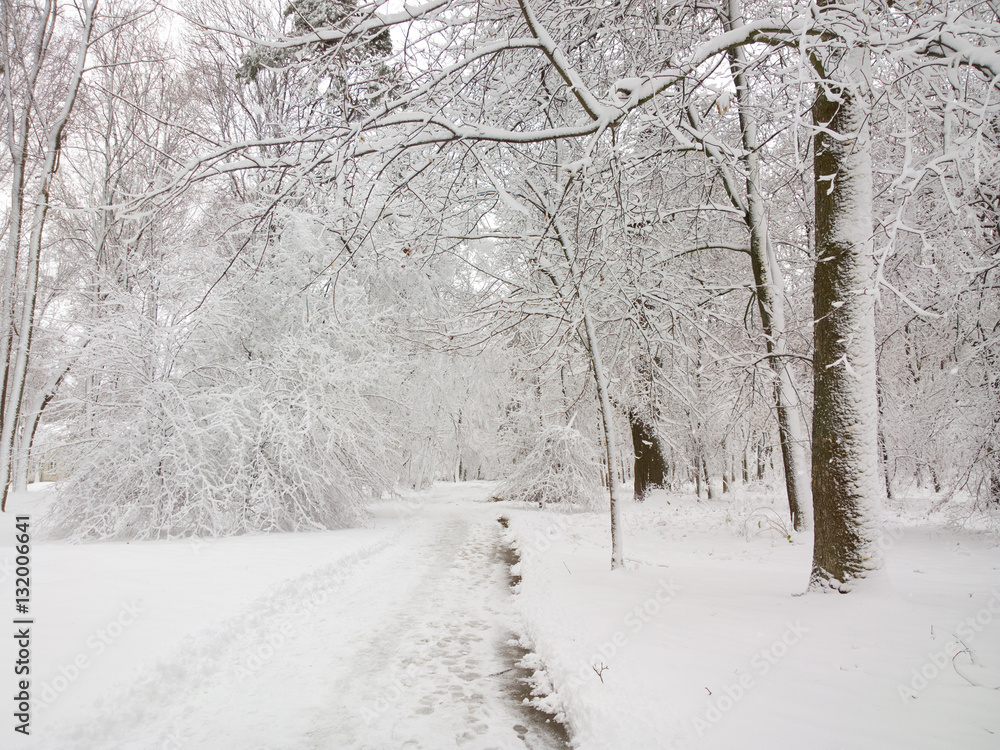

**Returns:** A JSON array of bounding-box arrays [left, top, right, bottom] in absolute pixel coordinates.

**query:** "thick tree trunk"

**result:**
[[629, 409, 666, 501], [809, 39, 885, 591]]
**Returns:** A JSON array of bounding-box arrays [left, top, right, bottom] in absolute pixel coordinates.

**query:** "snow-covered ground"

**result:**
[[1, 482, 998, 749], [504, 490, 1000, 749], [1, 482, 566, 750]]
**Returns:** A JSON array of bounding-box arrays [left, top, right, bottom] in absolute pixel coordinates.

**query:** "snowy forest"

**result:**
[[2, 0, 1000, 747]]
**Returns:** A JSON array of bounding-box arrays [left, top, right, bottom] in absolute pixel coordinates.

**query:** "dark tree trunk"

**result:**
[[756, 435, 766, 482], [809, 36, 886, 591], [629, 410, 667, 501], [876, 380, 895, 503]]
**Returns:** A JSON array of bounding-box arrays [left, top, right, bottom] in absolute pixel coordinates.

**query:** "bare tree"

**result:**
[[1, 0, 98, 511]]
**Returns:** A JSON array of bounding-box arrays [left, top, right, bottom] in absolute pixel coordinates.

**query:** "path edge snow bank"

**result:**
[[500, 511, 599, 747]]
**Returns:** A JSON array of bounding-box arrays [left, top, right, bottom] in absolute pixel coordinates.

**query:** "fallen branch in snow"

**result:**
[[952, 642, 1000, 690], [740, 507, 794, 542]]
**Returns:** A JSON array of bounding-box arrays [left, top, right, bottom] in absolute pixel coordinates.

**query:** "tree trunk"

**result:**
[[0, 0, 98, 511], [720, 0, 812, 531], [629, 409, 666, 501], [876, 379, 895, 502], [12, 418, 26, 494], [0, 1, 51, 509], [809, 35, 885, 591], [583, 309, 624, 569], [757, 435, 766, 481]]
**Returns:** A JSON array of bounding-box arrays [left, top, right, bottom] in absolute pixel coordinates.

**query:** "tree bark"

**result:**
[[629, 409, 666, 501], [808, 34, 885, 591], [583, 308, 624, 569], [876, 378, 895, 503], [0, 1, 54, 508], [13, 360, 72, 493]]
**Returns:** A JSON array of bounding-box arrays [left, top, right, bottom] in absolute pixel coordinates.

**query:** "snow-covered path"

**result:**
[[19, 486, 568, 750]]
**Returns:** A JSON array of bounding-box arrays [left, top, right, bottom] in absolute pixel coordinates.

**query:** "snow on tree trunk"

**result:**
[[809, 35, 885, 592], [743, 156, 812, 533], [12, 426, 27, 494], [583, 308, 625, 570], [775, 368, 812, 530], [629, 409, 666, 502]]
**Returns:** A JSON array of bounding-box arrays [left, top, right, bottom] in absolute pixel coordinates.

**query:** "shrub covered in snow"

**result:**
[[42, 245, 401, 540], [495, 423, 603, 509], [44, 377, 386, 540]]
